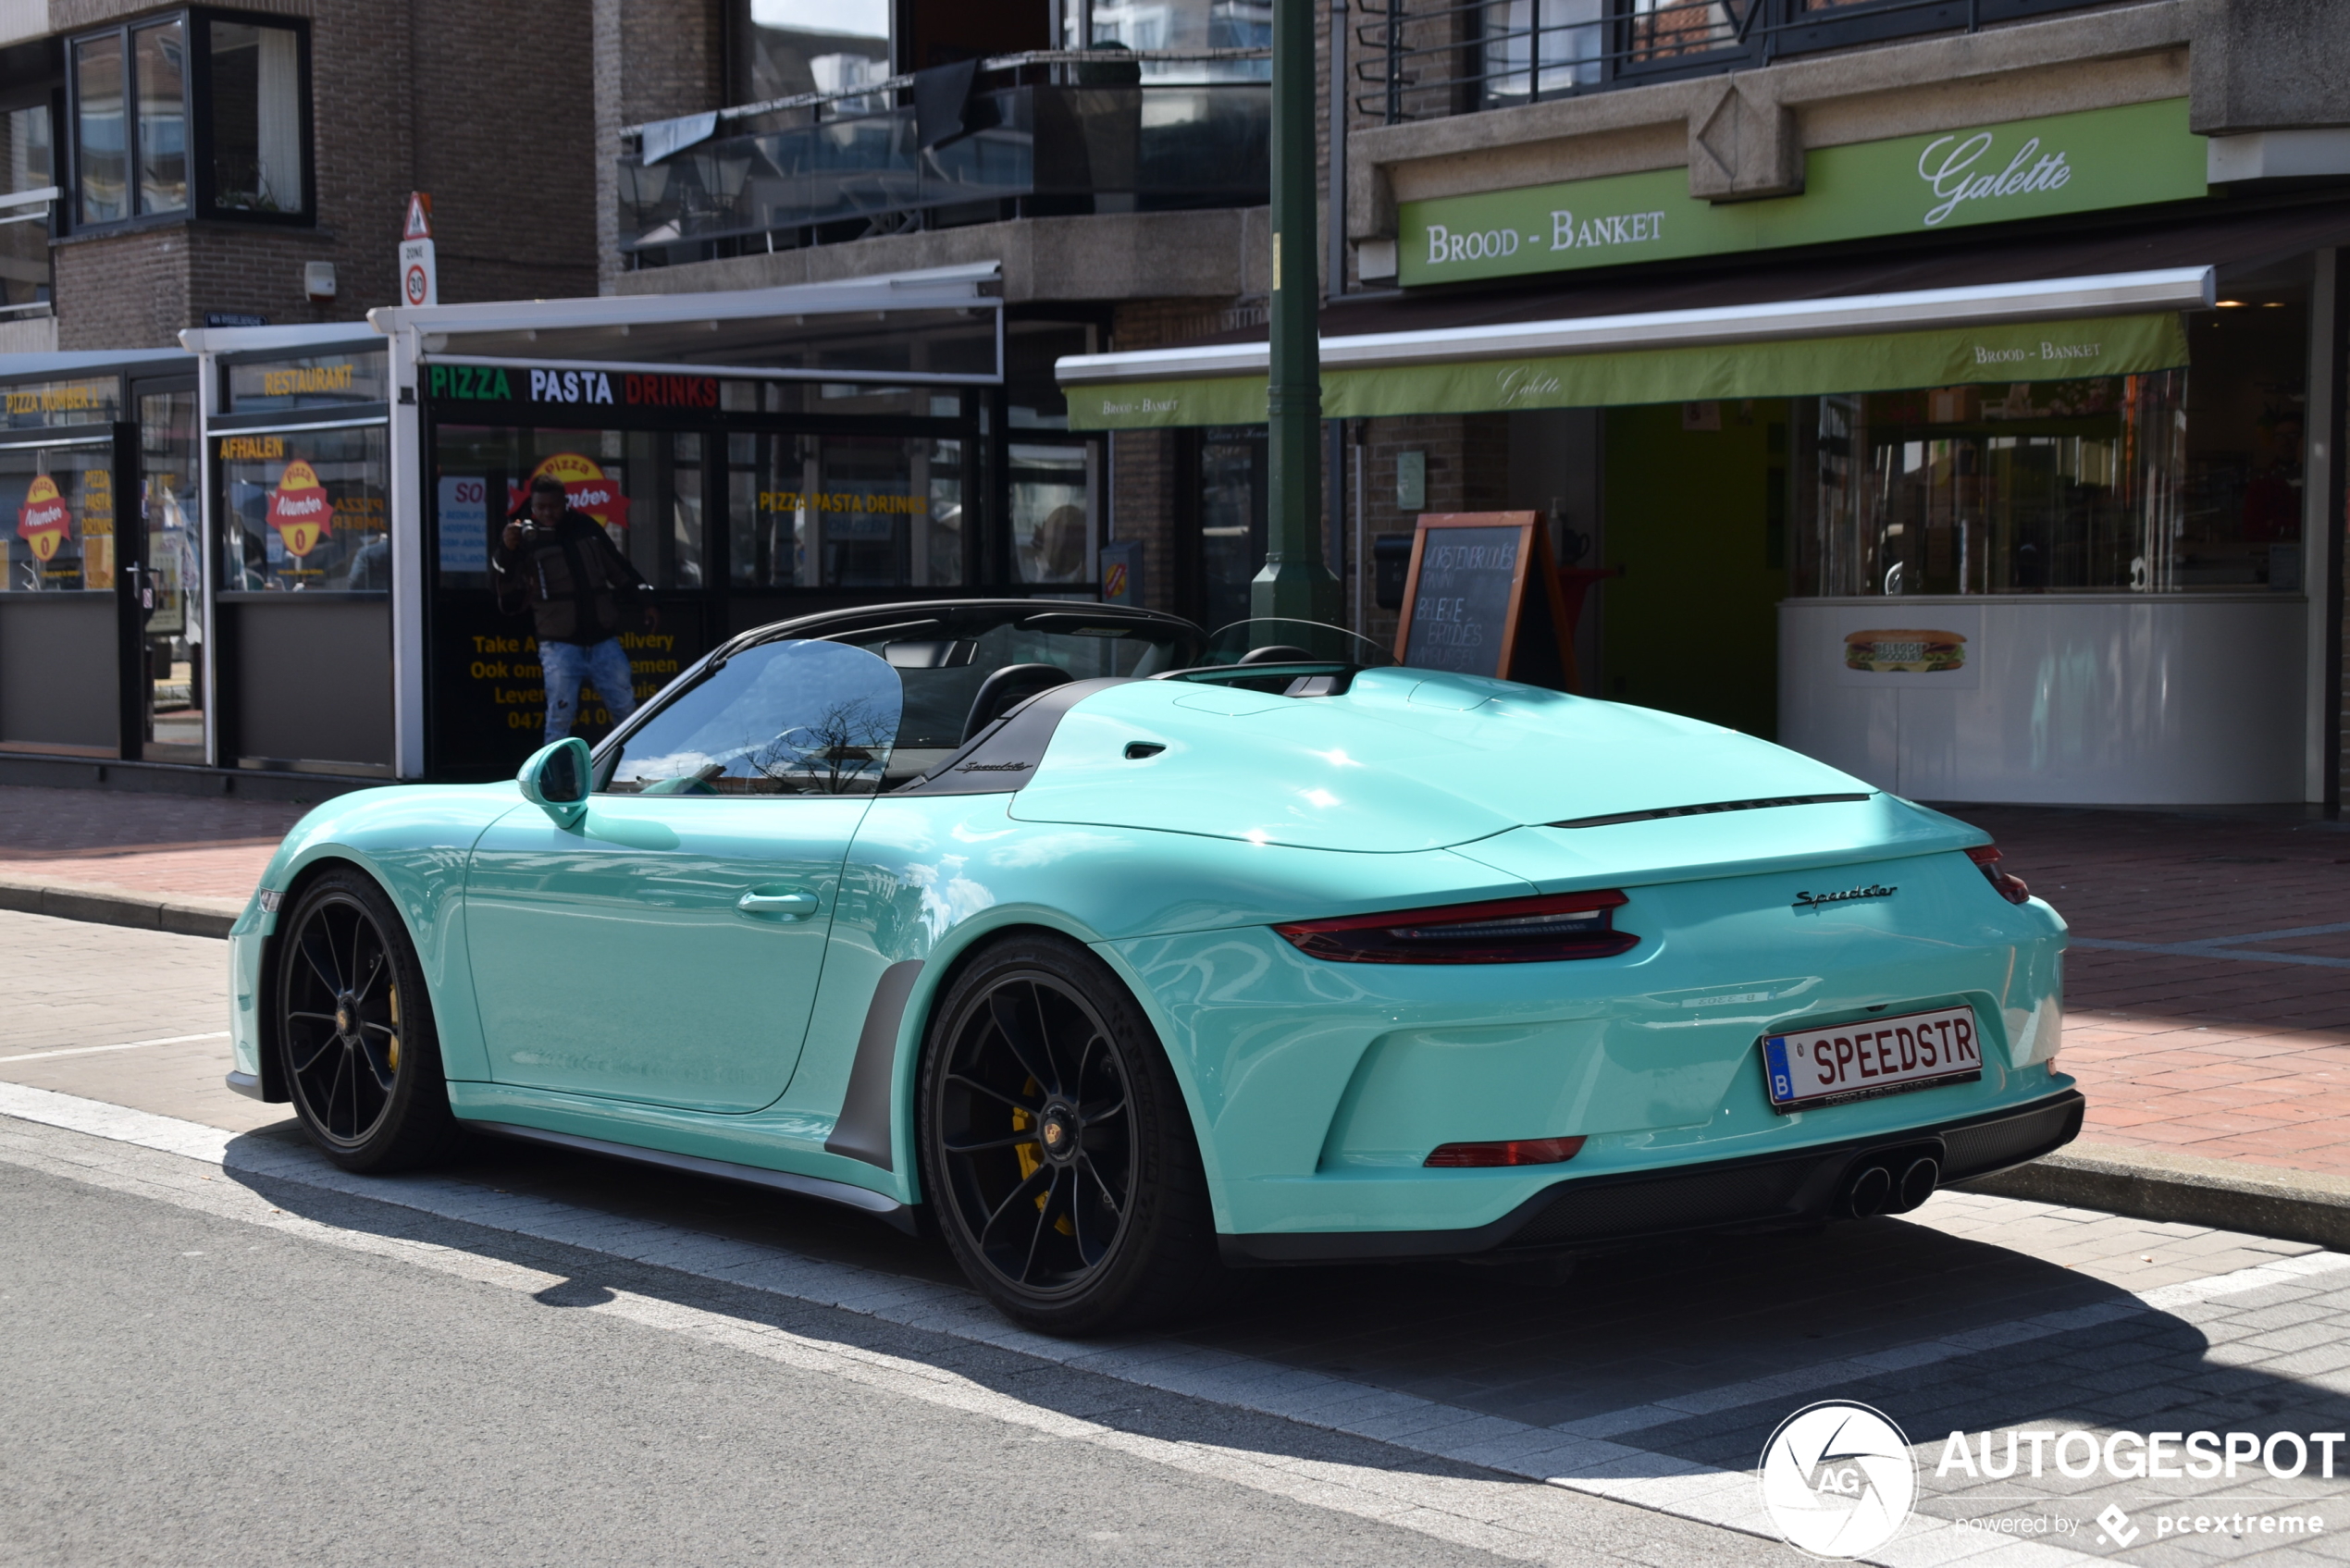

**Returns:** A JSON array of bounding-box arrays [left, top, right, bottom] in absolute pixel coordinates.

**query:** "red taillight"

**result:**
[[1426, 1135, 1587, 1168], [1967, 845, 2031, 905], [1274, 891, 1636, 965]]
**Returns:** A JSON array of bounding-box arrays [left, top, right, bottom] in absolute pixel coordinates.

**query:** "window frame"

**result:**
[[63, 7, 314, 237]]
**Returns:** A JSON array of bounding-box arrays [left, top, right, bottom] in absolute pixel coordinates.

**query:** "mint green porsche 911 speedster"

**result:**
[[227, 599, 2079, 1332]]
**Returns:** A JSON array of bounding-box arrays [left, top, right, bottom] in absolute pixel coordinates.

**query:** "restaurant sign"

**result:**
[[2, 377, 118, 430], [1400, 98, 2207, 287]]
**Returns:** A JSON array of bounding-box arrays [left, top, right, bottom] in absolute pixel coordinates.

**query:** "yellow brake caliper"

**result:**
[[386, 983, 402, 1074], [1008, 1080, 1073, 1235]]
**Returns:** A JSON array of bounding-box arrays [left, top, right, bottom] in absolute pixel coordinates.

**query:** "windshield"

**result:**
[[1202, 618, 1397, 668], [599, 639, 903, 796]]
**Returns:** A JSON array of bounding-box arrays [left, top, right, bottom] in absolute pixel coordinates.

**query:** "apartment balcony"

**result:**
[[1354, 0, 2110, 124], [619, 54, 1272, 269]]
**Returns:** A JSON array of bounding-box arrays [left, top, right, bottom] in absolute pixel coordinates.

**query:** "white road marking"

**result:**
[[21, 1081, 2329, 1566], [0, 1030, 230, 1065]]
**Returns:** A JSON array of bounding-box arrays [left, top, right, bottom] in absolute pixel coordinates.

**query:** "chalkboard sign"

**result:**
[[1393, 512, 1577, 688]]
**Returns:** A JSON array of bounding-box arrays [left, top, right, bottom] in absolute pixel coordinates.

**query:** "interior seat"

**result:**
[[960, 663, 1071, 743]]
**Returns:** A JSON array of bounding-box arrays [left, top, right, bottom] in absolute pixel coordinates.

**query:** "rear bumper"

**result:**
[[1218, 1088, 2084, 1266]]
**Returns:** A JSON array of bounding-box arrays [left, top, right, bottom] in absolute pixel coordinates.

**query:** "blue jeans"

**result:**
[[539, 636, 638, 746]]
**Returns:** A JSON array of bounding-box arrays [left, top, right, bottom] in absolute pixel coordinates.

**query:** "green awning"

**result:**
[[1062, 311, 2192, 431]]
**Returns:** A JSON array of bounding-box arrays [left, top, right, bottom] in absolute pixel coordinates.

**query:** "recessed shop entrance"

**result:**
[[0, 354, 200, 766]]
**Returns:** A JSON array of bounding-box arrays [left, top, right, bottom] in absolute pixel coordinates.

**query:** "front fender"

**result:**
[[251, 783, 530, 1084]]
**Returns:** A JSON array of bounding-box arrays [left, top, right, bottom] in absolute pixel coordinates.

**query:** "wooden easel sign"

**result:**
[[1392, 512, 1580, 689]]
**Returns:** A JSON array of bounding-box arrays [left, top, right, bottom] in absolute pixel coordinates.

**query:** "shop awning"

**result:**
[[365, 263, 1006, 385], [1056, 267, 2208, 429]]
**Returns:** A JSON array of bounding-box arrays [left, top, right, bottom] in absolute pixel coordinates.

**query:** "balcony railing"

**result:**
[[1356, 0, 2108, 124], [0, 186, 56, 318], [619, 53, 1271, 266]]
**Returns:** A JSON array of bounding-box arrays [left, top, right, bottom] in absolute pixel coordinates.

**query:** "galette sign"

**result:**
[[1392, 512, 1578, 689]]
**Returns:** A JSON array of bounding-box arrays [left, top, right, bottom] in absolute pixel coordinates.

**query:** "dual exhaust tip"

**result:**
[[1840, 1142, 1941, 1218]]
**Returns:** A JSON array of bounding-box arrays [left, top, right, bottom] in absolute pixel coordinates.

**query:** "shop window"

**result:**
[[1, 441, 117, 593], [219, 426, 388, 592], [1792, 294, 2309, 597], [68, 11, 307, 231], [1009, 443, 1093, 587], [1192, 424, 1265, 633], [728, 433, 964, 590], [432, 425, 707, 593]]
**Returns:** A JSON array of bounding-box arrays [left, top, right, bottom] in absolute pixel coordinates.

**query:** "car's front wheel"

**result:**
[[918, 932, 1218, 1334], [277, 869, 459, 1173]]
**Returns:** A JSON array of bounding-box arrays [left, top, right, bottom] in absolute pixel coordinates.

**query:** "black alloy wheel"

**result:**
[[919, 933, 1218, 1334], [277, 870, 459, 1173]]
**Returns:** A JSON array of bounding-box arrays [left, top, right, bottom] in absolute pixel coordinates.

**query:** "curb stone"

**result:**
[[5, 874, 2346, 1254], [0, 872, 243, 940], [1956, 1142, 2350, 1253]]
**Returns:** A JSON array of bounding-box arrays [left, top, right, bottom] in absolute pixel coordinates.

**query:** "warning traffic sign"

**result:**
[[400, 192, 438, 306]]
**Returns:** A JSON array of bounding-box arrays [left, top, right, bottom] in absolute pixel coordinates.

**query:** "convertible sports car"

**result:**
[[228, 598, 2080, 1332]]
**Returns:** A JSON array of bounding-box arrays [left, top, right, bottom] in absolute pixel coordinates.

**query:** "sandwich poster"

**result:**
[[1832, 606, 1981, 688]]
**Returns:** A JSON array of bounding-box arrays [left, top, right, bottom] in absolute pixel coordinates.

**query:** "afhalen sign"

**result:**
[[1400, 98, 2206, 287]]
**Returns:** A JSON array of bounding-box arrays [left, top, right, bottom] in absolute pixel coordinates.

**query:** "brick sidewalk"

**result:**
[[0, 785, 309, 902], [1947, 804, 2350, 1180], [4, 783, 2346, 1179]]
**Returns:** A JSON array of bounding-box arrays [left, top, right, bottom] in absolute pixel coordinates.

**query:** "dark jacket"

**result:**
[[492, 506, 651, 646]]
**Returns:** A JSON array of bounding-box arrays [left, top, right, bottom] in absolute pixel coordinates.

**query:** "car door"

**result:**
[[464, 639, 903, 1113]]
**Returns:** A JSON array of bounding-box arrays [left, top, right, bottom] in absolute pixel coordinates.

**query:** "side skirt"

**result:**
[[473, 1119, 919, 1235]]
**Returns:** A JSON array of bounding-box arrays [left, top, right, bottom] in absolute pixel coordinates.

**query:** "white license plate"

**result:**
[[1762, 1004, 1984, 1113]]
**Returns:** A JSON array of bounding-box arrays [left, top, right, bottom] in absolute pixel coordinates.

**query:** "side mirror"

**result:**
[[518, 736, 592, 829]]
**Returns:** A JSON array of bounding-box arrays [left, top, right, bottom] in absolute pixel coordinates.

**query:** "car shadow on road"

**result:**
[[214, 1119, 2350, 1525]]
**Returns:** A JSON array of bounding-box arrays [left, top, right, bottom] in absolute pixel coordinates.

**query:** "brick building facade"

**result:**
[[6, 0, 595, 352]]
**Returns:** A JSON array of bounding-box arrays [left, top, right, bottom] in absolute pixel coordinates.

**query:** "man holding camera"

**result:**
[[493, 474, 661, 747]]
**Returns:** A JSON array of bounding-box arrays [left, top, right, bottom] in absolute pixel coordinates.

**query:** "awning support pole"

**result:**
[[1257, 0, 1342, 625]]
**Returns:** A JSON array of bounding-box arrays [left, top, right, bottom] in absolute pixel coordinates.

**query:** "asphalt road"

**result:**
[[0, 1155, 1595, 1568], [6, 907, 2350, 1567]]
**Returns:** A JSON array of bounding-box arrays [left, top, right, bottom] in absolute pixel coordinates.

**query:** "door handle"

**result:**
[[737, 891, 819, 919]]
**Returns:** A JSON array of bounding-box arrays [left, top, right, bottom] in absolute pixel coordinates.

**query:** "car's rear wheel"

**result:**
[[918, 932, 1218, 1334], [277, 869, 459, 1173]]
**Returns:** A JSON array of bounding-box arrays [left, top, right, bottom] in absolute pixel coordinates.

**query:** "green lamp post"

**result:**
[[1252, 0, 1343, 625]]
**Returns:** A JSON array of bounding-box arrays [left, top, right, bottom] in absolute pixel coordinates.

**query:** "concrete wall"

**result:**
[[612, 205, 1273, 304]]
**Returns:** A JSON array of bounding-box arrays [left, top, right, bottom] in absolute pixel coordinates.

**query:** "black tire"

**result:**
[[276, 868, 461, 1174], [917, 932, 1219, 1334]]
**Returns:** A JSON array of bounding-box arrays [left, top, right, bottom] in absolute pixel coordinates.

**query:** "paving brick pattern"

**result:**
[[1947, 806, 2350, 1180], [0, 786, 307, 901]]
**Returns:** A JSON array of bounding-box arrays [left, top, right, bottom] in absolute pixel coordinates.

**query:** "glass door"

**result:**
[[0, 436, 123, 756], [135, 385, 202, 759]]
